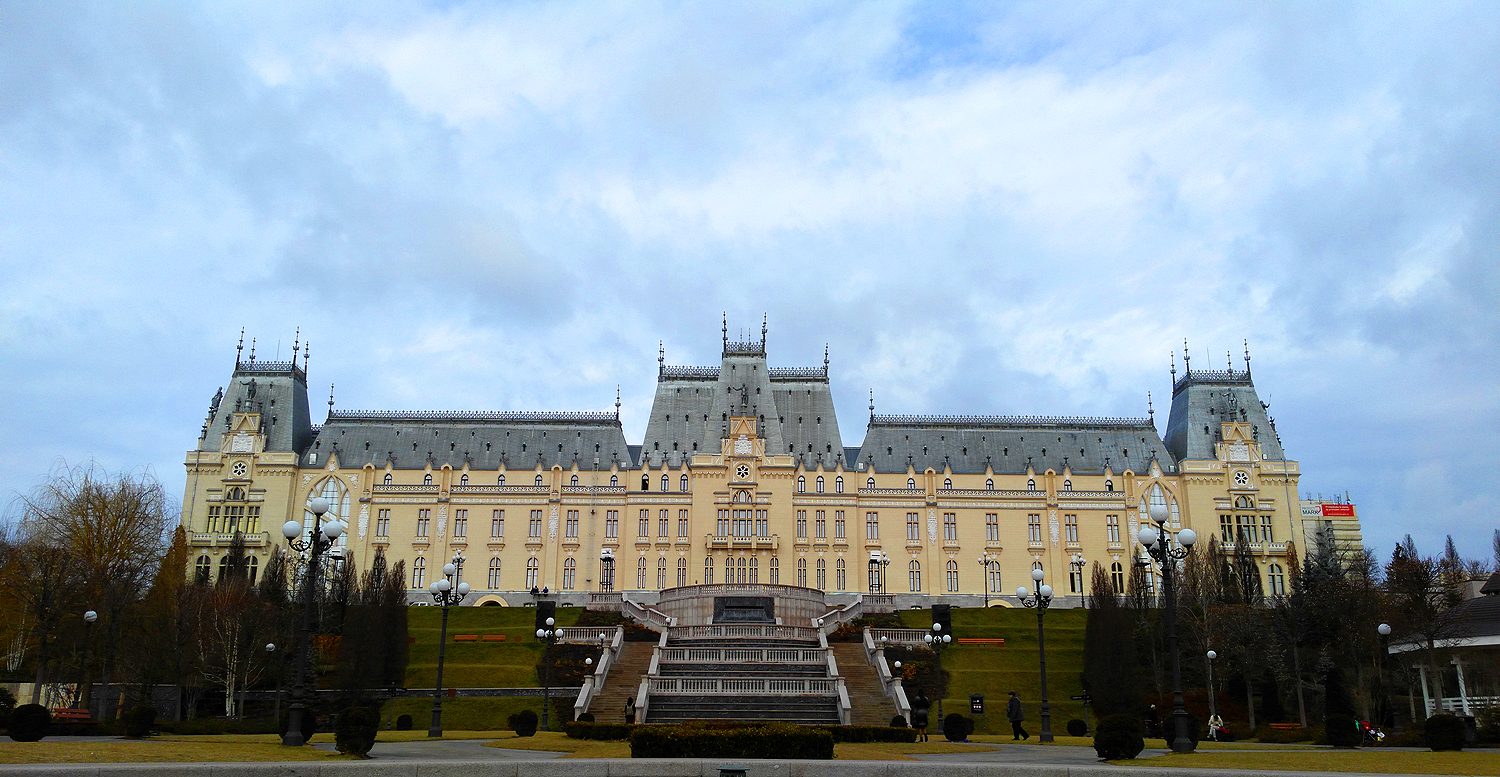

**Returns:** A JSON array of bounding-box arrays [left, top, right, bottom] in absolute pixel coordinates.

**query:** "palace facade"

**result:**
[[182, 326, 1327, 607]]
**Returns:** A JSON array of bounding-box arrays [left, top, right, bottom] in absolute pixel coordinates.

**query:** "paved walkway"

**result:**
[[312, 738, 562, 760]]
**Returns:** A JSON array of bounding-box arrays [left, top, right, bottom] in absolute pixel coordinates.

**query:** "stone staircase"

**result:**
[[588, 641, 654, 723], [644, 637, 842, 725], [830, 642, 899, 726]]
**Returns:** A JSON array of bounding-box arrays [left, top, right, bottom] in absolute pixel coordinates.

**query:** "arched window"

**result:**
[[944, 478, 952, 489], [797, 476, 806, 493], [1268, 564, 1286, 596], [460, 474, 469, 486], [680, 474, 689, 491], [1063, 480, 1072, 491], [423, 474, 433, 486], [748, 557, 758, 584], [383, 473, 393, 485], [987, 562, 1002, 594], [227, 487, 245, 501], [867, 477, 875, 488], [704, 555, 714, 585], [737, 557, 747, 585], [835, 477, 844, 493], [797, 558, 808, 587], [1110, 562, 1124, 592], [908, 560, 922, 592], [637, 557, 648, 589], [488, 558, 502, 589], [661, 474, 669, 491], [641, 475, 650, 491], [769, 557, 779, 584], [571, 475, 579, 486], [1235, 496, 1254, 509], [194, 555, 212, 584], [835, 558, 846, 590], [657, 558, 668, 589], [536, 474, 545, 486], [815, 476, 824, 493], [677, 558, 688, 587], [946, 560, 958, 592], [816, 558, 826, 589], [246, 556, 259, 584], [1027, 479, 1036, 490], [413, 557, 427, 589], [907, 477, 916, 489], [1033, 561, 1044, 576], [610, 475, 618, 487], [525, 558, 539, 589], [305, 477, 350, 557], [985, 479, 994, 490], [497, 474, 506, 485], [1105, 479, 1114, 492], [562, 558, 576, 590]]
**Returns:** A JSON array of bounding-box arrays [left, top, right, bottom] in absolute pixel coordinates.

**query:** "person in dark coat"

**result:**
[[910, 688, 930, 742], [1007, 690, 1029, 740]]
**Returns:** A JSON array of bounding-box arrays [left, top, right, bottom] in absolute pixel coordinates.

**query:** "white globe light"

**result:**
[[545, 617, 555, 627], [932, 623, 941, 632], [282, 521, 303, 539], [429, 582, 441, 595], [1138, 526, 1159, 547], [1178, 529, 1197, 548], [84, 610, 98, 623], [322, 521, 344, 540], [266, 643, 276, 652], [1016, 586, 1030, 598], [923, 634, 933, 643], [436, 578, 451, 593], [1039, 585, 1053, 599], [1032, 567, 1045, 582], [443, 563, 457, 577], [1378, 623, 1392, 636], [942, 634, 951, 643], [309, 497, 330, 516], [536, 629, 546, 638], [598, 633, 607, 642], [893, 661, 901, 669], [1207, 650, 1217, 660], [585, 657, 593, 666], [1148, 503, 1169, 524], [457, 582, 470, 596]]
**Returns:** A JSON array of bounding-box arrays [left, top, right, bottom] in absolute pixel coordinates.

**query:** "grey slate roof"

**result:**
[[1163, 369, 1286, 463], [858, 414, 1173, 475], [199, 361, 314, 454], [302, 410, 631, 471]]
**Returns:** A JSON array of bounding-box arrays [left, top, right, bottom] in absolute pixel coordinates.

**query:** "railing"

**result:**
[[556, 626, 622, 645], [648, 677, 838, 695], [371, 484, 440, 494], [659, 647, 824, 664], [1429, 695, 1497, 716], [562, 485, 627, 495], [330, 409, 618, 423], [573, 627, 626, 717], [188, 531, 270, 547], [768, 367, 828, 380], [861, 594, 896, 614], [858, 488, 924, 496], [660, 366, 720, 379], [863, 628, 911, 721], [669, 624, 817, 641], [622, 596, 676, 631], [937, 489, 1043, 498], [1058, 491, 1123, 499], [871, 413, 1152, 428], [588, 592, 623, 611], [869, 629, 930, 645], [449, 485, 551, 495]]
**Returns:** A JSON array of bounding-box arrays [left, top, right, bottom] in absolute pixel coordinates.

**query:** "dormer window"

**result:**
[[571, 475, 579, 486], [1027, 479, 1036, 491], [497, 474, 506, 485], [536, 474, 545, 486], [680, 474, 689, 491], [661, 474, 669, 491], [907, 477, 916, 489], [1105, 480, 1113, 491], [1063, 480, 1072, 491], [460, 474, 469, 486], [816, 476, 824, 493], [610, 475, 618, 487], [835, 477, 843, 494], [641, 475, 649, 491], [797, 476, 806, 493], [383, 473, 392, 485], [985, 479, 994, 490], [944, 478, 952, 489]]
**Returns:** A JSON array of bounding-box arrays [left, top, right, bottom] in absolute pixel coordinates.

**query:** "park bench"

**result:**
[[954, 638, 1005, 645], [453, 634, 478, 641], [52, 709, 91, 723]]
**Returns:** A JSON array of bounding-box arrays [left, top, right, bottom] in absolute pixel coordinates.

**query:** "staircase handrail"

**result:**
[[647, 676, 841, 695], [836, 677, 852, 725], [621, 594, 677, 632], [572, 627, 625, 717], [869, 628, 929, 645], [813, 598, 864, 637], [863, 627, 912, 721], [669, 624, 818, 641]]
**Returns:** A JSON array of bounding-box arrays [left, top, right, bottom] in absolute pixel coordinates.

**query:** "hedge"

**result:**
[[817, 725, 917, 743], [7, 705, 50, 742], [1426, 714, 1465, 751], [630, 722, 834, 759], [335, 706, 379, 757], [122, 706, 157, 739], [566, 721, 636, 740], [1093, 713, 1144, 760]]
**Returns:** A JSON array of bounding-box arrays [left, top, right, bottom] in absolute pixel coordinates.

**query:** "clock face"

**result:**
[[1233, 470, 1249, 487], [736, 464, 751, 481], [231, 461, 249, 478]]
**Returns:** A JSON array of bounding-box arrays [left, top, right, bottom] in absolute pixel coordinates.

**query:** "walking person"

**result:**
[[1007, 690, 1029, 740], [624, 695, 636, 724], [910, 688, 930, 742]]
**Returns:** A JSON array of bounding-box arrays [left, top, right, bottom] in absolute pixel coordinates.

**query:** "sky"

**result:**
[[2, 1, 1496, 565]]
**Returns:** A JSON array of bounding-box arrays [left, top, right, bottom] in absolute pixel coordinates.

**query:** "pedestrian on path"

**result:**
[[1007, 690, 1029, 740], [911, 689, 930, 742]]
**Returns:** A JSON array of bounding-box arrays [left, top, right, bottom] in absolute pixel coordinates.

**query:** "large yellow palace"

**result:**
[[181, 324, 1330, 607]]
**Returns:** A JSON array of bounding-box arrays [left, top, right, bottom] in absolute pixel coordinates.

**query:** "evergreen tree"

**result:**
[[1082, 562, 1143, 716]]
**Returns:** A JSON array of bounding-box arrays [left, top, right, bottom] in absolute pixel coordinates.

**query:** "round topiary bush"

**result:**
[[1066, 718, 1088, 737], [508, 709, 538, 737], [122, 705, 157, 739], [1425, 714, 1465, 751], [395, 714, 413, 731], [1163, 712, 1200, 751], [8, 704, 50, 742], [335, 706, 379, 757], [1093, 713, 1145, 760], [890, 715, 908, 728], [942, 713, 974, 742], [577, 712, 595, 723], [1325, 713, 1361, 748]]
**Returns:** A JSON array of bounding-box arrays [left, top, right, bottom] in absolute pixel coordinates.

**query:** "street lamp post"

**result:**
[[1017, 567, 1055, 742], [1378, 623, 1402, 734], [1138, 508, 1198, 754], [280, 498, 345, 747], [1206, 650, 1218, 718], [977, 554, 999, 608], [428, 556, 471, 738], [600, 549, 615, 593], [1070, 554, 1088, 605], [74, 610, 97, 711], [266, 643, 279, 725], [536, 617, 559, 731], [922, 623, 952, 720]]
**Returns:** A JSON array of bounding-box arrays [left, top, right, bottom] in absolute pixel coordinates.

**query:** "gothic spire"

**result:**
[[235, 328, 244, 367]]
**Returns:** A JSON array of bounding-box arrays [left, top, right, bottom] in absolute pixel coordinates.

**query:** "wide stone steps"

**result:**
[[830, 642, 900, 727], [648, 695, 841, 725], [588, 641, 654, 724], [659, 663, 828, 677]]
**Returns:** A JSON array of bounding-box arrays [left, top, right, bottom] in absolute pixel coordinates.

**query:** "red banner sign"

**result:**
[[1321, 504, 1355, 517]]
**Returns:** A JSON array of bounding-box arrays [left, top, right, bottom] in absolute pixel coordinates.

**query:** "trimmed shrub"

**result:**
[[396, 714, 413, 731], [576, 712, 595, 723], [942, 713, 974, 742], [1065, 718, 1087, 737], [1162, 712, 1199, 751], [508, 709, 538, 737], [565, 721, 635, 740], [1426, 714, 1465, 751], [630, 722, 834, 759], [122, 706, 157, 739], [335, 706, 379, 757], [1093, 713, 1145, 760], [1325, 714, 1361, 748], [890, 715, 908, 728], [8, 705, 50, 742]]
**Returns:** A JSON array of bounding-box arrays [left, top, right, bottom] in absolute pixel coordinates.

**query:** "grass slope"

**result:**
[[403, 605, 580, 688]]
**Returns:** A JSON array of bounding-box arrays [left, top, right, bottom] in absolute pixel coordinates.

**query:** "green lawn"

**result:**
[[403, 605, 581, 688], [898, 607, 1089, 734]]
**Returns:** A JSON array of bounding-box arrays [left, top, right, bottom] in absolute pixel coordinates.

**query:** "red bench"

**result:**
[[53, 709, 91, 722], [454, 635, 478, 642]]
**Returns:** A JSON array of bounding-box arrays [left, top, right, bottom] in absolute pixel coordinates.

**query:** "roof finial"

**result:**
[[823, 344, 829, 374], [236, 328, 244, 367], [1148, 391, 1155, 426], [291, 327, 301, 367], [328, 383, 335, 417], [1243, 339, 1251, 374], [1170, 351, 1176, 381], [249, 337, 257, 363], [615, 385, 622, 419], [1182, 339, 1191, 374], [303, 340, 310, 373], [658, 340, 664, 374], [869, 388, 875, 421], [722, 312, 728, 351], [1228, 350, 1233, 372], [761, 313, 767, 348]]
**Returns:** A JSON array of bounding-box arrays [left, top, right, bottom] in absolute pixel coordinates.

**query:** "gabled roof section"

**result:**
[[303, 409, 631, 471], [1163, 367, 1285, 463], [859, 414, 1171, 475], [200, 360, 314, 454]]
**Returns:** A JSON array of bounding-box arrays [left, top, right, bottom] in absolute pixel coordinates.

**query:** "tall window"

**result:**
[[637, 558, 648, 588], [866, 512, 879, 540], [735, 557, 747, 584], [796, 558, 807, 586], [908, 560, 922, 592], [796, 511, 808, 538], [797, 476, 806, 493], [562, 558, 576, 590], [769, 557, 779, 584], [1267, 564, 1286, 595], [815, 511, 826, 539], [1110, 562, 1125, 592], [943, 512, 957, 541], [195, 555, 212, 584], [376, 509, 390, 538], [717, 510, 730, 537], [529, 510, 542, 538], [412, 557, 426, 588], [679, 510, 690, 537], [1064, 514, 1078, 544], [906, 512, 920, 542], [946, 560, 959, 592], [605, 510, 618, 538], [835, 477, 843, 493], [416, 510, 430, 538], [1106, 514, 1120, 543], [452, 557, 465, 585], [641, 510, 651, 537], [659, 510, 670, 537], [816, 558, 826, 589], [1260, 515, 1274, 543], [704, 556, 713, 585], [491, 509, 504, 538], [835, 559, 846, 590], [661, 474, 669, 491], [1027, 514, 1042, 543], [525, 558, 539, 589], [488, 558, 502, 589], [657, 558, 667, 589], [1070, 566, 1083, 594], [834, 511, 846, 539], [677, 558, 688, 587], [985, 513, 998, 542], [454, 509, 468, 538], [680, 474, 689, 491], [755, 510, 768, 537], [816, 476, 825, 493], [748, 557, 758, 584], [1220, 514, 1234, 542], [987, 564, 1002, 593]]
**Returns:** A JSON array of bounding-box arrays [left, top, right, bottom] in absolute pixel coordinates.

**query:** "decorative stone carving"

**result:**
[[357, 504, 369, 539], [548, 505, 559, 540], [230, 433, 253, 453], [927, 509, 938, 543], [1048, 509, 1060, 545]]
